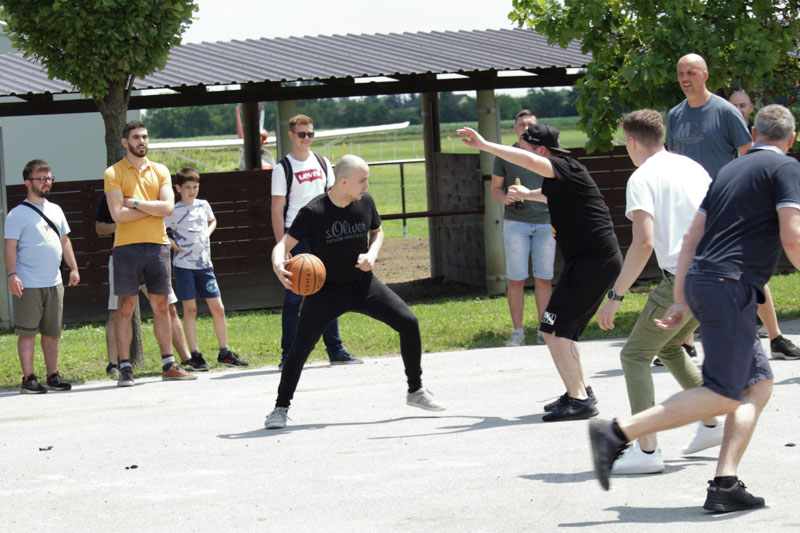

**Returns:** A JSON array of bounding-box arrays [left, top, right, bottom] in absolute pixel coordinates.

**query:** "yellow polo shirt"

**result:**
[[104, 157, 171, 247]]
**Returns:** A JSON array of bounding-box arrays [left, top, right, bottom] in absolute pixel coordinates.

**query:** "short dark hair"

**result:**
[[122, 120, 147, 140], [175, 167, 200, 186], [620, 109, 663, 148], [22, 159, 51, 180], [516, 109, 537, 121]]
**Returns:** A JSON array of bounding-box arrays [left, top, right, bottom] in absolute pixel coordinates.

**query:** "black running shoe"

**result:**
[[771, 335, 800, 360], [329, 350, 363, 365], [589, 418, 629, 490], [703, 479, 765, 512], [183, 354, 210, 372], [543, 396, 599, 422], [218, 350, 249, 367], [20, 374, 47, 394], [46, 372, 72, 391], [544, 386, 596, 412], [106, 363, 120, 379], [117, 367, 135, 387]]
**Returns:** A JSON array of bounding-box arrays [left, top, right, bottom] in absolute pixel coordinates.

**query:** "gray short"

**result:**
[[112, 243, 172, 297], [13, 285, 64, 337], [107, 255, 177, 309]]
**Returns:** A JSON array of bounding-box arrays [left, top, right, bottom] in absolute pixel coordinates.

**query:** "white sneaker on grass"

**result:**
[[407, 388, 445, 411], [682, 421, 724, 455], [506, 328, 525, 347], [265, 407, 289, 430], [611, 441, 664, 475]]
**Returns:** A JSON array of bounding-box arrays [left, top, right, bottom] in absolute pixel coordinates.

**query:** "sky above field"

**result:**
[[182, 0, 519, 43]]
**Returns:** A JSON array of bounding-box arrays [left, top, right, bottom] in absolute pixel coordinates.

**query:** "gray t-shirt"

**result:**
[[4, 200, 69, 288], [666, 94, 752, 179], [164, 199, 215, 269], [492, 144, 551, 224]]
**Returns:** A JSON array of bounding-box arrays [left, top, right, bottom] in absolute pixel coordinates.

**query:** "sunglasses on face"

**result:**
[[294, 131, 315, 139]]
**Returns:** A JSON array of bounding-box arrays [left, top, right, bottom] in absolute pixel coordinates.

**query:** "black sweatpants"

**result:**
[[276, 274, 423, 408]]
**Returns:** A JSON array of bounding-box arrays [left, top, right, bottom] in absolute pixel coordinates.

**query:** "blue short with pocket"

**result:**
[[685, 274, 773, 401], [173, 266, 221, 301], [503, 220, 556, 281]]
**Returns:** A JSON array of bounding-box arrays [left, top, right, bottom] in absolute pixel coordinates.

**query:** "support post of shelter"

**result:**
[[422, 92, 442, 278], [241, 101, 261, 170], [276, 100, 298, 160], [476, 90, 505, 296], [0, 128, 11, 328]]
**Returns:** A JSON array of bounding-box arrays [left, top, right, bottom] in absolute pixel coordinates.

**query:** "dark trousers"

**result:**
[[276, 274, 423, 408], [281, 239, 343, 358]]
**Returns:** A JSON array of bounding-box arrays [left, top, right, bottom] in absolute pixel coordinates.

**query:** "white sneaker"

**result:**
[[506, 329, 525, 347], [265, 407, 289, 430], [407, 388, 445, 411], [611, 442, 664, 475], [682, 421, 724, 455]]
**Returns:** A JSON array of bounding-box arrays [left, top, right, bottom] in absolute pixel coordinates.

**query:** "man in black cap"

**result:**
[[458, 124, 622, 422]]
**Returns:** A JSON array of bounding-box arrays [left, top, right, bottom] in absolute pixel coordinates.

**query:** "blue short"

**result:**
[[503, 220, 556, 281], [685, 274, 773, 401], [174, 266, 221, 301]]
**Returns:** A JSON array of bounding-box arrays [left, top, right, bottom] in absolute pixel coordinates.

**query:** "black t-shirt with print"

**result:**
[[288, 192, 382, 286], [541, 155, 619, 261]]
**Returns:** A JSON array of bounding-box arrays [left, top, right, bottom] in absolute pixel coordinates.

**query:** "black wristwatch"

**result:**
[[607, 289, 624, 301]]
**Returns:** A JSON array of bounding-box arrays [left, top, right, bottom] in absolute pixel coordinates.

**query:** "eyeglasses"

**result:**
[[294, 131, 315, 139], [27, 177, 55, 183]]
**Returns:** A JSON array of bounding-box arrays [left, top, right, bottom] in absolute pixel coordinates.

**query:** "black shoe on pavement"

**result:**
[[544, 385, 596, 412], [543, 396, 599, 422], [117, 367, 135, 387], [771, 335, 800, 360], [329, 350, 363, 365], [183, 353, 210, 372], [20, 374, 47, 394], [589, 418, 629, 490], [46, 372, 72, 391], [106, 363, 120, 379], [218, 350, 249, 367], [703, 479, 765, 512]]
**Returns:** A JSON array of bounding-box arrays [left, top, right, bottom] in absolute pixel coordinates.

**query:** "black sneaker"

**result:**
[[20, 374, 47, 394], [117, 367, 135, 387], [218, 350, 249, 367], [589, 418, 629, 490], [46, 372, 72, 391], [682, 343, 698, 359], [183, 354, 210, 372], [543, 396, 599, 422], [703, 479, 765, 512], [106, 363, 120, 379], [544, 385, 596, 412], [329, 350, 363, 365], [771, 335, 800, 360]]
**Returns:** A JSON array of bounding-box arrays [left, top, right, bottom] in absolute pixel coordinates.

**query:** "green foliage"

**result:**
[[510, 0, 800, 152], [147, 104, 239, 138], [1, 0, 197, 100]]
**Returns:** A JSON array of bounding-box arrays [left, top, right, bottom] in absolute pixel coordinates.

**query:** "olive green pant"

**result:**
[[620, 276, 703, 415]]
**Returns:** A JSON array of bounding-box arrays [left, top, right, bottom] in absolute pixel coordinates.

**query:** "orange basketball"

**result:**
[[286, 253, 326, 296]]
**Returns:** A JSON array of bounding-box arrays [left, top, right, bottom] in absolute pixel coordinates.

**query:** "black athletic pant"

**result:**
[[276, 274, 423, 408]]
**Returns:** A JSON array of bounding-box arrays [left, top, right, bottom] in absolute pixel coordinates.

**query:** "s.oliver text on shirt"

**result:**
[[325, 220, 368, 243]]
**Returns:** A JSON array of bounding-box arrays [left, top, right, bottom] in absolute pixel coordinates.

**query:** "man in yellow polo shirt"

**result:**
[[104, 120, 195, 386]]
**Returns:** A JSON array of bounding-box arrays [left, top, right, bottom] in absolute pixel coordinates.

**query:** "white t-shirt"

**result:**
[[4, 200, 70, 287], [164, 199, 215, 270], [625, 150, 711, 273], [271, 152, 335, 228]]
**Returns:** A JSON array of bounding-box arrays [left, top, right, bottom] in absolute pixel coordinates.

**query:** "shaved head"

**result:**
[[677, 53, 710, 104], [678, 53, 708, 72], [730, 90, 755, 122], [334, 154, 369, 182]]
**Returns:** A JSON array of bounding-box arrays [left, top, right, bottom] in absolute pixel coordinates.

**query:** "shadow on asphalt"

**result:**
[[557, 504, 764, 526]]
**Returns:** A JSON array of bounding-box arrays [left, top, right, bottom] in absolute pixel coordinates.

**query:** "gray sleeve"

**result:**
[[492, 155, 506, 177]]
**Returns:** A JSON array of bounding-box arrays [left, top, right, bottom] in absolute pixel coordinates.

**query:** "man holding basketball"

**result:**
[[266, 154, 444, 429]]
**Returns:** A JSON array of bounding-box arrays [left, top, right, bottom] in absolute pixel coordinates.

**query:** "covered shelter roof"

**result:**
[[0, 27, 589, 116]]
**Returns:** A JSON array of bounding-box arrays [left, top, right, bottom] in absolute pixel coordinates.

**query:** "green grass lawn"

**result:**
[[3, 270, 800, 390]]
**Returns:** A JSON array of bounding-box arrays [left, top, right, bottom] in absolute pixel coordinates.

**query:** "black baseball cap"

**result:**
[[521, 124, 570, 154]]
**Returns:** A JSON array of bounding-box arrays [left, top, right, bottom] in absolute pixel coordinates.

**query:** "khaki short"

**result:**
[[14, 285, 64, 337]]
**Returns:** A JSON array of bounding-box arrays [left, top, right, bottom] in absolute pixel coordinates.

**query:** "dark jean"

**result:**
[[281, 239, 344, 358]]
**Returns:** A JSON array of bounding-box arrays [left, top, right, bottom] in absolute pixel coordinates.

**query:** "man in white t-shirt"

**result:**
[[271, 114, 361, 367], [596, 110, 723, 474]]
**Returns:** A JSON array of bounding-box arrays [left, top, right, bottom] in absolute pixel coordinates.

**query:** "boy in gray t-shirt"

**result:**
[[164, 167, 249, 370]]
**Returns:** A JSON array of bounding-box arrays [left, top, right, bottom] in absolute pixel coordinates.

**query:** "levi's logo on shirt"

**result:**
[[295, 168, 324, 184]]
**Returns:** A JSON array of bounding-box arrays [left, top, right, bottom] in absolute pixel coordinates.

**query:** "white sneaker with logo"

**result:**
[[407, 388, 445, 411], [682, 421, 724, 455]]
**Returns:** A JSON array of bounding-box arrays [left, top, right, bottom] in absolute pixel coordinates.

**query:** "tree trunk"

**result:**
[[95, 77, 144, 365]]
